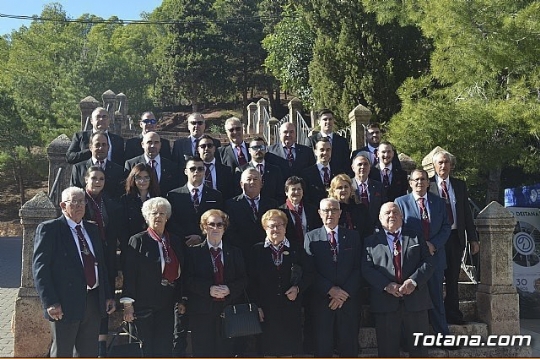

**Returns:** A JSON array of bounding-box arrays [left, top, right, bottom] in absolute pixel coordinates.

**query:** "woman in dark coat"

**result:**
[[248, 209, 313, 356], [121, 197, 185, 357], [83, 166, 121, 356]]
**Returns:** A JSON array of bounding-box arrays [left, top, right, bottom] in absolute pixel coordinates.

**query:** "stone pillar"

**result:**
[[475, 201, 520, 335], [422, 146, 456, 178], [247, 102, 257, 134], [115, 92, 127, 133], [256, 98, 269, 135], [79, 96, 99, 131], [288, 97, 302, 128], [269, 117, 279, 145], [102, 90, 117, 134], [347, 104, 372, 152], [398, 153, 416, 174], [47, 134, 72, 207], [13, 192, 58, 357]]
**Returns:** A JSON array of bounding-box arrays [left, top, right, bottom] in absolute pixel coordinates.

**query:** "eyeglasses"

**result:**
[[135, 176, 151, 182], [64, 199, 88, 206], [206, 222, 224, 229], [320, 208, 340, 214], [199, 143, 214, 149], [188, 166, 206, 173], [249, 145, 266, 151], [367, 130, 380, 135], [266, 223, 284, 230], [410, 178, 427, 183], [95, 115, 108, 119], [142, 119, 157, 125], [190, 121, 204, 126], [227, 126, 242, 133]]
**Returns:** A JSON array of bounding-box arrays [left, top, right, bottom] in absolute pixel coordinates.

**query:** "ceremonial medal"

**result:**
[[82, 247, 90, 256], [332, 253, 337, 262], [394, 248, 399, 256]]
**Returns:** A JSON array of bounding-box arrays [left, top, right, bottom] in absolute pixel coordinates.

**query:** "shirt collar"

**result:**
[[187, 182, 204, 193], [204, 158, 216, 166], [65, 215, 82, 228], [436, 175, 450, 186], [264, 238, 290, 248], [252, 160, 265, 167], [412, 193, 428, 201], [324, 226, 339, 237], [207, 240, 223, 251], [243, 193, 260, 202], [367, 144, 377, 153], [316, 162, 331, 172], [144, 154, 161, 164]]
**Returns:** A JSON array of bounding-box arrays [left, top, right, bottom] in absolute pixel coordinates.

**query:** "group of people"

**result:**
[[32, 107, 480, 357]]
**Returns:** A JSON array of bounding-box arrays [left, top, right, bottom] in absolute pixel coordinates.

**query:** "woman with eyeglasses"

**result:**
[[328, 174, 374, 242], [121, 197, 184, 357], [83, 166, 122, 357], [248, 209, 313, 356], [120, 163, 161, 257], [185, 209, 247, 357]]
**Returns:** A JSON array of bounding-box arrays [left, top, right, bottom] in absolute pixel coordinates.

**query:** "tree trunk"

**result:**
[[11, 160, 25, 207], [486, 165, 502, 205]]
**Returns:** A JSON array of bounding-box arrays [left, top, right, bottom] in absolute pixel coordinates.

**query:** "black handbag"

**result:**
[[107, 321, 144, 357], [221, 298, 262, 338]]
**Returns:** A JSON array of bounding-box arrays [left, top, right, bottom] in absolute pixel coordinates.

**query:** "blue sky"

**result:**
[[0, 0, 163, 36]]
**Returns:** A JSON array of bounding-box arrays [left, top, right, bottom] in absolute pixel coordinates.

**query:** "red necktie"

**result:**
[[236, 146, 248, 166], [149, 159, 158, 179], [97, 160, 105, 170], [441, 180, 454, 225], [257, 163, 264, 181], [391, 232, 402, 283], [248, 197, 258, 220], [329, 230, 338, 262], [322, 167, 330, 187], [417, 197, 430, 241], [286, 199, 304, 244], [204, 163, 213, 189], [210, 247, 224, 294], [360, 183, 369, 206], [382, 168, 390, 188], [75, 225, 97, 288], [286, 147, 294, 167], [373, 148, 379, 165], [192, 188, 200, 212]]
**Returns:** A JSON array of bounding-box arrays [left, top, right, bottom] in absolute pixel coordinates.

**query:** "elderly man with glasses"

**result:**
[[218, 116, 251, 172], [124, 111, 172, 161]]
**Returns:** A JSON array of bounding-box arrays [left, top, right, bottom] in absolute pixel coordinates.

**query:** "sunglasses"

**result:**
[[188, 166, 206, 173], [227, 126, 242, 133], [190, 121, 204, 126], [142, 119, 157, 125], [250, 145, 266, 151], [207, 222, 224, 229], [199, 143, 214, 149]]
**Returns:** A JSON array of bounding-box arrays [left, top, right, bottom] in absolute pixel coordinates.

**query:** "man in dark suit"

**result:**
[[370, 141, 409, 201], [351, 123, 402, 169], [238, 137, 285, 204], [362, 202, 434, 357], [302, 138, 336, 206], [33, 187, 116, 357], [125, 132, 182, 195], [304, 198, 361, 357], [350, 151, 386, 229], [267, 122, 315, 177], [197, 134, 237, 200], [70, 131, 125, 198], [167, 157, 224, 246], [304, 109, 350, 173], [218, 116, 251, 172], [395, 169, 452, 339], [124, 111, 172, 160], [66, 107, 125, 166], [225, 168, 278, 259], [171, 113, 221, 169], [430, 150, 479, 325]]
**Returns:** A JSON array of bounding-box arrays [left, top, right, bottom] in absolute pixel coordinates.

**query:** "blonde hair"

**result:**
[[261, 209, 288, 228], [200, 209, 230, 234], [328, 174, 354, 202]]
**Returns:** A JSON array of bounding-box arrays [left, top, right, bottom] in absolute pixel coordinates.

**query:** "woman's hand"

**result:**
[[285, 286, 299, 301], [123, 304, 135, 322], [258, 307, 265, 322], [210, 285, 229, 298]]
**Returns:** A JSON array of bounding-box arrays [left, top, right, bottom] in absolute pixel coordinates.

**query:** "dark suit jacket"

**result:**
[[66, 130, 125, 166], [352, 146, 402, 170], [166, 185, 224, 240], [224, 194, 278, 258], [304, 132, 350, 174], [339, 202, 374, 242], [119, 194, 147, 256], [362, 230, 434, 312], [351, 178, 386, 229], [278, 202, 322, 246], [124, 155, 182, 196], [124, 134, 172, 161], [304, 227, 361, 301], [171, 136, 222, 169], [212, 161, 237, 200], [70, 159, 126, 198], [33, 216, 112, 320], [395, 193, 451, 269], [370, 165, 409, 202], [218, 142, 251, 172], [122, 231, 185, 310], [429, 176, 478, 250], [267, 143, 316, 178], [237, 162, 285, 204], [301, 164, 335, 206], [185, 241, 247, 315]]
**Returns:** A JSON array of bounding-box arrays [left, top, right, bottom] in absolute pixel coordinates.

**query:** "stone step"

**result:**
[[457, 282, 478, 301], [460, 300, 477, 322]]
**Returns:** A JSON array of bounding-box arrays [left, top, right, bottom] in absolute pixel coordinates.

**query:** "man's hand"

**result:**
[[185, 235, 202, 247], [398, 279, 416, 295], [328, 297, 343, 310], [176, 302, 186, 315], [384, 282, 403, 297], [123, 304, 135, 322], [47, 303, 63, 321], [470, 241, 480, 255], [328, 286, 349, 302], [210, 285, 230, 298], [285, 286, 299, 301], [106, 299, 116, 314], [426, 241, 436, 255]]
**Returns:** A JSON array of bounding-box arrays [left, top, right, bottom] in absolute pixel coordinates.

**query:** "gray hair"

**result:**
[[187, 112, 205, 123], [352, 151, 372, 165], [432, 150, 456, 167], [320, 197, 340, 210], [61, 187, 85, 203], [225, 116, 242, 128], [91, 107, 107, 119], [241, 168, 262, 182], [141, 197, 172, 221]]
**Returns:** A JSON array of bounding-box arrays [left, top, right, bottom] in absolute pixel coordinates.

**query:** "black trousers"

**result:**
[[49, 288, 101, 357], [444, 230, 464, 322], [189, 302, 233, 357]]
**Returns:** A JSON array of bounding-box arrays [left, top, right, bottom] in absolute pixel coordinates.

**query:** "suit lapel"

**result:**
[[59, 217, 85, 273]]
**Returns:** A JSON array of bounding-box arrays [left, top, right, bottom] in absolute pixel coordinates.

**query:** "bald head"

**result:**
[[379, 202, 403, 233], [142, 131, 161, 159], [280, 122, 297, 147]]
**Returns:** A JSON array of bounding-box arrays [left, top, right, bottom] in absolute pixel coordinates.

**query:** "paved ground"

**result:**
[[0, 237, 21, 357]]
